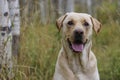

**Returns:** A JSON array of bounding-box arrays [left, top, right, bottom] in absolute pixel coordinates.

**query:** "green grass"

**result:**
[[93, 22, 120, 80], [12, 23, 60, 80], [11, 20, 120, 80]]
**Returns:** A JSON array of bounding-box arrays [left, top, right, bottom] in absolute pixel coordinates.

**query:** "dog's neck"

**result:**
[[62, 39, 92, 73]]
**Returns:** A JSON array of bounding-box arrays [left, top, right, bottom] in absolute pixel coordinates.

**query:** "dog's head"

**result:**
[[56, 12, 101, 53]]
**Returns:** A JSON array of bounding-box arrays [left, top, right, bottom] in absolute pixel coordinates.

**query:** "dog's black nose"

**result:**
[[74, 30, 84, 44], [74, 30, 84, 36]]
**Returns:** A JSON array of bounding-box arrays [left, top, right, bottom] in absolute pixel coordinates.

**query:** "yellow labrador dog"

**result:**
[[53, 12, 101, 80]]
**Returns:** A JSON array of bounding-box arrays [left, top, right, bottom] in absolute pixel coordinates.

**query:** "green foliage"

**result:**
[[11, 2, 120, 80], [93, 22, 120, 80], [96, 1, 120, 24], [11, 20, 120, 80], [12, 23, 61, 80]]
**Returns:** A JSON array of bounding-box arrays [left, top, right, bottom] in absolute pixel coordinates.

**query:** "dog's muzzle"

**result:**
[[67, 30, 87, 53]]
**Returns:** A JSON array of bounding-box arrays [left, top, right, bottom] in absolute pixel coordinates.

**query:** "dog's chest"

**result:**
[[67, 57, 99, 80], [68, 55, 83, 74]]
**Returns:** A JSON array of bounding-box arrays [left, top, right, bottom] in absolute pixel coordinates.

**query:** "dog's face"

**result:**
[[56, 12, 101, 53]]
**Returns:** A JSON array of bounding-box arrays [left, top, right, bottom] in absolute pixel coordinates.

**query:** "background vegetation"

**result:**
[[9, 0, 120, 80]]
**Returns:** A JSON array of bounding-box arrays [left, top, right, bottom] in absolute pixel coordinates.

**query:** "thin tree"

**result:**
[[0, 0, 12, 79], [8, 0, 20, 56], [66, 0, 74, 12], [58, 0, 64, 15], [39, 0, 48, 24], [50, 0, 59, 23], [87, 0, 92, 14]]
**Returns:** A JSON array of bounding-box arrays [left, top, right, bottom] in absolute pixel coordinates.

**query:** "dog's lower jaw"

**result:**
[[66, 38, 89, 53], [67, 40, 94, 65]]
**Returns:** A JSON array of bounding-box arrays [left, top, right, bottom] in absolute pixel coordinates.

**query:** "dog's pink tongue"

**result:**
[[72, 43, 83, 52]]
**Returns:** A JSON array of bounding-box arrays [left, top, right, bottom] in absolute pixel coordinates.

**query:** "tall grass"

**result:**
[[93, 22, 120, 80], [13, 22, 60, 80], [11, 19, 120, 80], [11, 1, 120, 80]]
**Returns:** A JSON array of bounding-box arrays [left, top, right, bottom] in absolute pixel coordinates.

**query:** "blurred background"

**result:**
[[12, 0, 120, 80], [20, 0, 120, 24]]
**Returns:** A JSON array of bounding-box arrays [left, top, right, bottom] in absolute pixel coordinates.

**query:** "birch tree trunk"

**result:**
[[8, 0, 20, 56], [40, 0, 48, 24], [66, 0, 74, 12], [58, 0, 63, 15], [0, 0, 12, 79], [87, 0, 92, 14], [118, 0, 120, 7]]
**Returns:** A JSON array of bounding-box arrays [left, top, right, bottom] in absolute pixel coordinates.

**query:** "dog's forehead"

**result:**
[[65, 13, 91, 21], [67, 12, 91, 17]]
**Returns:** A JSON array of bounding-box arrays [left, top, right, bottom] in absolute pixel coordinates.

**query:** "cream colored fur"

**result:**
[[53, 12, 101, 80]]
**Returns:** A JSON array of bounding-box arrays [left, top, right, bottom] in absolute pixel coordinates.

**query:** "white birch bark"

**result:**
[[87, 0, 92, 14], [118, 0, 120, 7], [40, 0, 48, 24], [49, 0, 56, 23], [66, 0, 74, 12], [0, 0, 12, 78], [8, 0, 20, 36], [8, 0, 20, 55], [58, 0, 63, 15]]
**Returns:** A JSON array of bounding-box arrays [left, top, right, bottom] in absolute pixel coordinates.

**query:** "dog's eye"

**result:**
[[67, 21, 74, 25], [83, 21, 89, 26]]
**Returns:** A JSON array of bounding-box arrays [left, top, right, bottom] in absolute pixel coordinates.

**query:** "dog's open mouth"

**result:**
[[67, 39, 87, 53]]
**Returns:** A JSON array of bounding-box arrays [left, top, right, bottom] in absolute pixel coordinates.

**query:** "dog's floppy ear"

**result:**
[[56, 14, 67, 31], [90, 17, 101, 34]]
